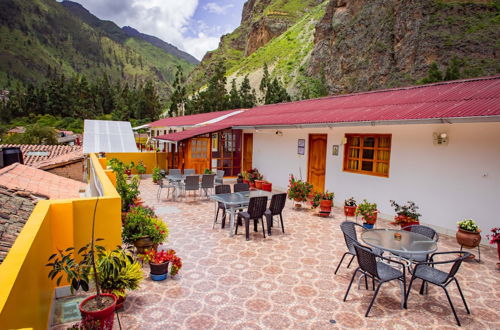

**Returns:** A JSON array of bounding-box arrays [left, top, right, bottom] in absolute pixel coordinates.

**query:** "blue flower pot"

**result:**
[[362, 223, 374, 229], [150, 273, 167, 281]]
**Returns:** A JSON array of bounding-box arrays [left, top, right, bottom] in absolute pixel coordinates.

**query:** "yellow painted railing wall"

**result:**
[[0, 154, 122, 329], [104, 152, 168, 174]]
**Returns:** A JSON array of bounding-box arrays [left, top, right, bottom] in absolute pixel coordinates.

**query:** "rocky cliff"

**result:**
[[190, 0, 499, 98]]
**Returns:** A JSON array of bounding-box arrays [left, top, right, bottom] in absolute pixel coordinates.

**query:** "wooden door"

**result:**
[[185, 137, 210, 174], [242, 133, 253, 172], [307, 134, 327, 193]]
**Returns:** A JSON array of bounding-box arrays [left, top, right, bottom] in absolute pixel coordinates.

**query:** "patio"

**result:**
[[56, 178, 499, 329]]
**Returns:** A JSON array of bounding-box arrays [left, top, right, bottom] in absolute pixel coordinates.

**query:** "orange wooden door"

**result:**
[[185, 137, 210, 174], [243, 133, 253, 172], [307, 134, 327, 193]]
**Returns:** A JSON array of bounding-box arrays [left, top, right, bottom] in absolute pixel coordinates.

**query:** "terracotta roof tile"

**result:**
[[0, 144, 82, 167], [0, 163, 85, 199], [34, 150, 83, 169]]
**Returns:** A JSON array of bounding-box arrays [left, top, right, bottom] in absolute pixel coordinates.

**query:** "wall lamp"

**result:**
[[433, 132, 449, 145], [275, 130, 283, 136]]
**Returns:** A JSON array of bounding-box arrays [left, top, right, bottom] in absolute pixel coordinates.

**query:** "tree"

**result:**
[[229, 79, 241, 109], [3, 123, 58, 144], [444, 57, 461, 81], [169, 66, 187, 117], [239, 75, 256, 108], [259, 64, 290, 105], [420, 62, 443, 84]]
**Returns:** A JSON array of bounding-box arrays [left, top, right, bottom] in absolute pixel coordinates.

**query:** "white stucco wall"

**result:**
[[249, 122, 500, 240]]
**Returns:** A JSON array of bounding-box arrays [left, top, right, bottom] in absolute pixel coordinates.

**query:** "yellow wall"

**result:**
[[0, 154, 122, 329], [105, 152, 168, 173]]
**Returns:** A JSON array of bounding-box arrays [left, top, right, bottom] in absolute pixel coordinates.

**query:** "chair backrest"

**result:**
[[269, 193, 287, 215], [184, 175, 199, 190], [406, 225, 439, 242], [157, 178, 164, 187], [201, 174, 215, 188], [184, 169, 195, 175], [247, 196, 268, 219], [233, 183, 249, 192], [216, 170, 225, 178], [169, 168, 181, 176], [215, 184, 231, 195], [445, 252, 470, 281], [353, 244, 379, 279], [340, 221, 359, 254]]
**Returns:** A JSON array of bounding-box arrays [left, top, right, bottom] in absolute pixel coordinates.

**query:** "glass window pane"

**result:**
[[349, 148, 359, 158], [350, 136, 360, 146], [362, 149, 374, 159], [379, 136, 391, 148], [347, 160, 358, 170], [361, 161, 373, 171], [377, 150, 390, 161], [364, 137, 375, 147], [376, 162, 389, 174]]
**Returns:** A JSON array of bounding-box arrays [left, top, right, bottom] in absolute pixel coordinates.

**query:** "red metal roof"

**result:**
[[147, 109, 240, 127], [154, 76, 500, 141]]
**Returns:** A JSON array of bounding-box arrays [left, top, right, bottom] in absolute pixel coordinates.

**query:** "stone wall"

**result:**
[[45, 160, 84, 182]]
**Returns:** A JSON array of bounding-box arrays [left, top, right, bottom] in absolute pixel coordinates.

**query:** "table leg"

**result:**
[[229, 206, 236, 237]]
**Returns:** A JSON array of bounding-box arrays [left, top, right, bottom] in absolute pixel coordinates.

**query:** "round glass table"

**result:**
[[361, 228, 438, 261]]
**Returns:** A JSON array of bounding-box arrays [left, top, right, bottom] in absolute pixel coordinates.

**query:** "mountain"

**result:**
[[0, 0, 196, 98], [122, 26, 199, 65], [188, 0, 499, 98]]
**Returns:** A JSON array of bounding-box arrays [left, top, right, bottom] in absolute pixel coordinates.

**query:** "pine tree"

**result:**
[[169, 66, 187, 117], [239, 75, 256, 108], [229, 79, 241, 109]]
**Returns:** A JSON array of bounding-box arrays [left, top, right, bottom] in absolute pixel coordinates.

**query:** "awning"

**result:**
[[83, 120, 138, 153], [152, 123, 231, 143]]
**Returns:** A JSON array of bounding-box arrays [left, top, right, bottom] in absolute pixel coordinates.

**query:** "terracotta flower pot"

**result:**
[[261, 182, 272, 192], [255, 180, 265, 189], [344, 205, 356, 217], [497, 242, 500, 261], [294, 197, 303, 208], [319, 199, 333, 217], [133, 237, 153, 254], [243, 179, 250, 184], [363, 212, 378, 225], [79, 293, 117, 330], [456, 228, 482, 248], [249, 181, 256, 188]]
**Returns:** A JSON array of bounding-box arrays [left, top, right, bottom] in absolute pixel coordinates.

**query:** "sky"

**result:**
[[64, 0, 247, 60]]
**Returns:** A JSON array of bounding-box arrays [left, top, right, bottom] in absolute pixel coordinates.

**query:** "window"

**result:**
[[343, 134, 391, 177], [190, 139, 208, 159], [211, 129, 242, 176]]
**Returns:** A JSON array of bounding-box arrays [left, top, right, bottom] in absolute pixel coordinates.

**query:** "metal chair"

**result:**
[[183, 175, 200, 200], [156, 178, 175, 201], [235, 196, 268, 241], [215, 170, 225, 185], [335, 221, 383, 275], [213, 184, 231, 229], [265, 193, 287, 235], [344, 244, 407, 317], [405, 251, 471, 326], [200, 174, 215, 197], [169, 168, 181, 176], [184, 169, 196, 175], [233, 183, 249, 192], [395, 225, 439, 263]]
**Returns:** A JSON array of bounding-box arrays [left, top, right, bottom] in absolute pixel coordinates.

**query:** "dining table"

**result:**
[[209, 190, 274, 237], [165, 174, 200, 200]]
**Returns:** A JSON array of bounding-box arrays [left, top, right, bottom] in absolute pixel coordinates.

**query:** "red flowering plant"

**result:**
[[140, 249, 183, 276], [390, 200, 421, 224], [247, 168, 263, 183], [287, 175, 313, 202], [487, 227, 500, 245]]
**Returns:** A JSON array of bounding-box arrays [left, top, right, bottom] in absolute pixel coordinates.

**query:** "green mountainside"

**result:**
[[0, 0, 196, 98], [189, 0, 500, 99]]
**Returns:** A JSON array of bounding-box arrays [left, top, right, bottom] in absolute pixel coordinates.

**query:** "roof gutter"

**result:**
[[232, 116, 500, 130]]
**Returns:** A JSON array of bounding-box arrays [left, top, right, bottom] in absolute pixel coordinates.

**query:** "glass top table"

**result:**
[[209, 190, 274, 237], [361, 228, 438, 259]]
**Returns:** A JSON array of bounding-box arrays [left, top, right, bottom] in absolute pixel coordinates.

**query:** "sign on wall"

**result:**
[[332, 145, 339, 156], [298, 139, 305, 155]]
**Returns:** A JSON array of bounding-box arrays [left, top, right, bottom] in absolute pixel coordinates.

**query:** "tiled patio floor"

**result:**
[[55, 179, 500, 329]]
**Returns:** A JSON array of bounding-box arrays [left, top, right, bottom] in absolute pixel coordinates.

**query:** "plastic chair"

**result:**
[[200, 174, 215, 197], [394, 225, 439, 263], [183, 175, 199, 200], [235, 196, 268, 241], [233, 183, 250, 192], [169, 168, 181, 176], [156, 179, 175, 201], [215, 170, 225, 185], [213, 184, 231, 229], [265, 193, 287, 235], [184, 169, 196, 175]]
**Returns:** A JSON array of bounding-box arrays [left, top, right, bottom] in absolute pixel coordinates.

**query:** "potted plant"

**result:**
[[135, 161, 146, 178], [96, 248, 143, 310], [456, 219, 481, 248], [487, 227, 500, 268], [261, 181, 272, 192], [152, 167, 162, 184], [203, 168, 214, 174], [110, 158, 140, 212], [319, 191, 334, 217], [247, 168, 263, 188], [140, 249, 183, 281], [46, 200, 118, 329], [122, 205, 169, 254], [236, 173, 244, 184], [310, 192, 322, 209], [356, 199, 378, 229], [241, 171, 250, 185], [390, 200, 421, 229], [124, 161, 135, 177], [344, 197, 357, 217], [287, 175, 313, 208]]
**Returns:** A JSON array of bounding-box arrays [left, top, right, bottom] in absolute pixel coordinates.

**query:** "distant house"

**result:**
[[6, 126, 25, 136], [152, 76, 500, 238]]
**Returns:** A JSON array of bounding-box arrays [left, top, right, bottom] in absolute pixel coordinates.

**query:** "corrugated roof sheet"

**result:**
[[147, 109, 240, 128], [83, 120, 138, 153], [154, 124, 232, 142], [154, 76, 500, 142]]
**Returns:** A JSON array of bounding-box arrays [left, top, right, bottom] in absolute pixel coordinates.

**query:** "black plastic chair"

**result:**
[[344, 244, 407, 317], [184, 168, 196, 175], [213, 184, 231, 229], [200, 174, 216, 197], [335, 221, 383, 275], [235, 196, 268, 241], [395, 225, 439, 263], [405, 251, 471, 326], [233, 183, 250, 192], [183, 175, 200, 200], [265, 193, 287, 235]]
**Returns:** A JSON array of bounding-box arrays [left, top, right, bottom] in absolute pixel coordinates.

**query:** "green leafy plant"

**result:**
[[322, 191, 334, 201], [203, 168, 214, 174], [390, 200, 421, 224], [247, 168, 263, 183], [287, 175, 313, 201], [345, 197, 357, 207], [110, 158, 140, 212], [457, 219, 480, 232], [96, 249, 143, 298], [152, 167, 162, 182], [310, 192, 322, 209], [122, 205, 168, 245], [356, 199, 378, 219], [135, 161, 146, 175]]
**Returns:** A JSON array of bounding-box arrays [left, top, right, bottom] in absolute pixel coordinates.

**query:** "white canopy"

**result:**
[[83, 120, 138, 154]]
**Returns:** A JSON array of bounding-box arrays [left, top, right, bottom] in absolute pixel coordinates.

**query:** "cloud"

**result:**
[[68, 0, 220, 60], [203, 2, 234, 15]]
